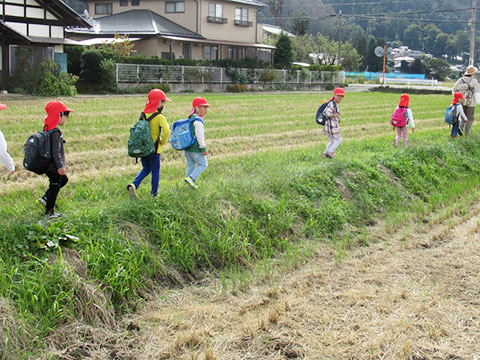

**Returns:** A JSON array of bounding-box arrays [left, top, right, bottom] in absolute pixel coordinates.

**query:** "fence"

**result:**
[[115, 63, 345, 85], [383, 77, 438, 87]]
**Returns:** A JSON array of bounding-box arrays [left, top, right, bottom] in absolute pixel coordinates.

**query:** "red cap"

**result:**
[[192, 97, 211, 108], [144, 89, 171, 113], [453, 92, 465, 104], [0, 104, 6, 110], [398, 93, 410, 107], [333, 87, 345, 96], [44, 100, 74, 130]]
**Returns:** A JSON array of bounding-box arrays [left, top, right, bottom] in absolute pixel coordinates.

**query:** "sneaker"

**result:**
[[127, 184, 137, 199], [184, 177, 198, 189], [38, 196, 47, 208], [325, 152, 334, 159], [458, 128, 463, 136], [46, 212, 62, 219]]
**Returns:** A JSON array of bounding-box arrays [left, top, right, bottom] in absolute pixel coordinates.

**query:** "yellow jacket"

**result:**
[[145, 112, 171, 154]]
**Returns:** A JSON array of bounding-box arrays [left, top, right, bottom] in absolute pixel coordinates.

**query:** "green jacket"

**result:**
[[185, 116, 206, 153]]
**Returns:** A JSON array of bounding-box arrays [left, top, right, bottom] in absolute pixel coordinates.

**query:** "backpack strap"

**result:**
[[140, 111, 160, 121]]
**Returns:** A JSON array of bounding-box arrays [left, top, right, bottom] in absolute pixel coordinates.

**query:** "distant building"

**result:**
[[68, 0, 275, 62], [0, 0, 90, 90], [262, 24, 295, 42]]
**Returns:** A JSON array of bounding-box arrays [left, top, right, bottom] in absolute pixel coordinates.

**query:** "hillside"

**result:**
[[259, 0, 474, 60]]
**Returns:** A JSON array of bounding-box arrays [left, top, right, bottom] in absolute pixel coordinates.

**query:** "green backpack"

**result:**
[[128, 112, 159, 158]]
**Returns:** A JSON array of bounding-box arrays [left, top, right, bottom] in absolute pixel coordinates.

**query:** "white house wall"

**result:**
[[5, 22, 27, 36]]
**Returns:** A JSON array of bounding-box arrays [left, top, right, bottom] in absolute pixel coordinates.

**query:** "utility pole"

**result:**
[[470, 0, 476, 65], [338, 10, 342, 65]]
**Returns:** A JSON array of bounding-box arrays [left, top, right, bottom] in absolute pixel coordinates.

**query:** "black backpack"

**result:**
[[23, 129, 57, 174], [315, 100, 333, 126]]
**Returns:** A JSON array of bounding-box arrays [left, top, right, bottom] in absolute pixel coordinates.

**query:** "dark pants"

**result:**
[[451, 120, 460, 137], [45, 170, 68, 213], [461, 106, 475, 135]]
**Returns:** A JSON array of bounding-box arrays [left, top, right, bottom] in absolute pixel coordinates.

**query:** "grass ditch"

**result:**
[[2, 130, 480, 357]]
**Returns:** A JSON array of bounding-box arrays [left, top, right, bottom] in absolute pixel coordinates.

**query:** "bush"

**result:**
[[259, 66, 277, 85], [78, 50, 116, 93], [9, 54, 77, 96], [35, 61, 78, 96], [226, 83, 247, 92]]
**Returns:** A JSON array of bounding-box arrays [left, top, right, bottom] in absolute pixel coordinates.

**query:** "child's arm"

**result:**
[[193, 121, 207, 155], [0, 131, 15, 173], [457, 104, 468, 122], [407, 108, 415, 133]]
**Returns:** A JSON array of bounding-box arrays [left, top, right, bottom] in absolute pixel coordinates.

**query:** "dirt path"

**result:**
[[119, 200, 480, 360]]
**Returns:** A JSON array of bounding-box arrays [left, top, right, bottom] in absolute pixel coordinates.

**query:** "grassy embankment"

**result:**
[[1, 92, 480, 357]]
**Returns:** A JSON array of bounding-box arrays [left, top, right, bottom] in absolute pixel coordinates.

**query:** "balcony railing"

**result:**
[[207, 16, 228, 24], [234, 19, 253, 27]]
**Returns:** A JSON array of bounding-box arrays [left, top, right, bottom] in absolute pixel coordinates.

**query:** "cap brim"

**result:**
[[0, 104, 7, 110], [65, 108, 75, 112], [165, 97, 172, 102]]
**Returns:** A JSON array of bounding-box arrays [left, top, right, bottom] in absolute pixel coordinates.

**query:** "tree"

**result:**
[[400, 60, 410, 73], [404, 24, 423, 50], [426, 57, 451, 80], [353, 35, 368, 70], [434, 33, 449, 57], [292, 14, 309, 36], [410, 58, 426, 74], [274, 33, 294, 68], [262, 0, 284, 27], [341, 42, 362, 71], [293, 34, 317, 63]]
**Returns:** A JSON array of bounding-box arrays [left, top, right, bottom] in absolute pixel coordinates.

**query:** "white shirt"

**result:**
[[0, 130, 15, 172], [406, 108, 415, 128]]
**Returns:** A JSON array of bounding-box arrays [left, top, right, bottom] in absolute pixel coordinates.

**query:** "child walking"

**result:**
[[39, 101, 73, 219], [450, 92, 468, 138], [184, 97, 210, 189], [128, 89, 171, 198], [391, 93, 415, 148], [0, 104, 15, 175], [323, 87, 345, 158]]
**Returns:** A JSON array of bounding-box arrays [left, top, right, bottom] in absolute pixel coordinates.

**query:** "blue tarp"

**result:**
[[345, 72, 426, 80]]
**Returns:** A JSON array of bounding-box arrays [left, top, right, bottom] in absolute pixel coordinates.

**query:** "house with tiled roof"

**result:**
[[67, 0, 274, 62], [0, 0, 91, 91]]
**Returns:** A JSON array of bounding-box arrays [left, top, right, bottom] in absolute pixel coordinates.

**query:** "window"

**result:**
[[9, 45, 54, 76], [95, 3, 112, 14], [208, 3, 223, 18], [165, 1, 184, 13], [235, 7, 248, 22], [207, 2, 227, 23], [131, 0, 139, 5], [120, 0, 128, 6], [203, 45, 218, 61], [235, 7, 252, 26]]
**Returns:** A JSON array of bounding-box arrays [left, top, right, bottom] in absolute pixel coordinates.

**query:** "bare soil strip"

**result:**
[[117, 200, 480, 359]]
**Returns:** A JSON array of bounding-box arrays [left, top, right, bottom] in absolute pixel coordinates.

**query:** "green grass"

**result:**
[[1, 91, 479, 358]]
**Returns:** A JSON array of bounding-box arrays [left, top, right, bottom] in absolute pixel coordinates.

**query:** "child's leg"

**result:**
[[45, 171, 69, 214], [393, 127, 402, 148], [325, 136, 334, 154], [401, 126, 408, 148], [329, 136, 343, 154], [133, 156, 152, 189], [451, 121, 459, 137], [185, 151, 196, 178], [149, 153, 161, 196], [188, 152, 208, 182]]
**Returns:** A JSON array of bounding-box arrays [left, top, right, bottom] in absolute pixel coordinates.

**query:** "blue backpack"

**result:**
[[445, 104, 457, 125], [169, 117, 204, 150]]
